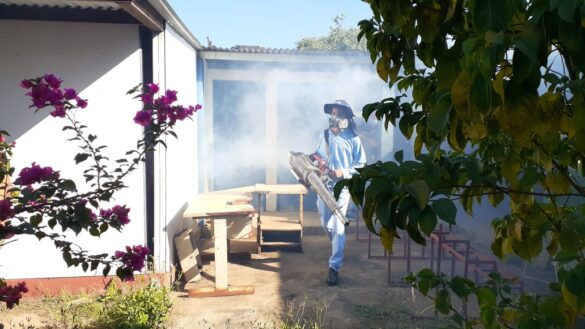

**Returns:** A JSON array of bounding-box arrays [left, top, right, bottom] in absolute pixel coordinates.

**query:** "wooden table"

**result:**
[[253, 184, 308, 248], [182, 194, 256, 297]]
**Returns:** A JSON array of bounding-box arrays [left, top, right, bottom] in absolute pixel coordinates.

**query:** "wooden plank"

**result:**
[[229, 238, 257, 253], [183, 203, 255, 219], [261, 216, 302, 231], [254, 184, 308, 195], [187, 286, 255, 298], [183, 192, 255, 219], [195, 194, 253, 202], [209, 186, 257, 194], [174, 229, 201, 283]]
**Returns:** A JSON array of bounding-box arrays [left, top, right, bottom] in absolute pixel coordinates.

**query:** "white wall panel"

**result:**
[[0, 20, 145, 279], [152, 24, 199, 272]]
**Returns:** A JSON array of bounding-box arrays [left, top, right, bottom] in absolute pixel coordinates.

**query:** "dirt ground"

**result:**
[[167, 214, 449, 329], [1, 212, 485, 329]]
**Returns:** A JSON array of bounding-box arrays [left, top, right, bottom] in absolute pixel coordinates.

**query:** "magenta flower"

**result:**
[[0, 199, 14, 221], [133, 110, 152, 127], [0, 282, 28, 309], [21, 74, 88, 117], [0, 135, 6, 143], [19, 79, 33, 89], [63, 88, 77, 100], [43, 74, 62, 88], [141, 94, 154, 105], [50, 105, 67, 118], [100, 205, 130, 225], [164, 90, 177, 103], [146, 83, 159, 94], [14, 163, 59, 186], [114, 245, 150, 281], [76, 97, 88, 109]]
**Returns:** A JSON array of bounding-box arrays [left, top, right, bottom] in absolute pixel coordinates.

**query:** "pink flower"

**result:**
[[114, 245, 150, 281], [0, 282, 28, 309], [14, 163, 59, 186], [22, 75, 88, 116], [141, 94, 154, 105], [0, 199, 14, 221], [43, 74, 62, 88], [133, 110, 152, 127], [76, 97, 88, 109], [146, 83, 159, 94], [19, 79, 33, 89], [0, 135, 6, 143], [50, 105, 67, 118], [164, 90, 177, 103], [63, 88, 77, 100], [100, 205, 130, 225]]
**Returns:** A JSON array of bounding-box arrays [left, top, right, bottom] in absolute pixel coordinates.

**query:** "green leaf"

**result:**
[[394, 150, 404, 163], [477, 287, 497, 306], [60, 179, 77, 192], [405, 180, 430, 210], [89, 227, 100, 237], [399, 114, 414, 139], [472, 0, 511, 34], [558, 0, 578, 23], [428, 97, 452, 134], [432, 198, 457, 225], [406, 221, 427, 245], [102, 265, 111, 277], [435, 289, 451, 315], [488, 193, 505, 207], [450, 277, 474, 298], [419, 206, 437, 236], [554, 249, 579, 265], [30, 214, 43, 227], [380, 227, 395, 252], [63, 251, 73, 267], [74, 153, 90, 164]]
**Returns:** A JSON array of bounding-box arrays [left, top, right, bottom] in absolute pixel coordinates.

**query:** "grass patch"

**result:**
[[0, 279, 171, 329]]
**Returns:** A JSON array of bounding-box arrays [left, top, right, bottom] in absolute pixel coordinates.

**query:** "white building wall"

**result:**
[[151, 24, 199, 272], [0, 20, 146, 279]]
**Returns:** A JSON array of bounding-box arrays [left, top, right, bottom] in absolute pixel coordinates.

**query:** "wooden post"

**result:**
[[214, 219, 228, 290], [299, 193, 303, 238]]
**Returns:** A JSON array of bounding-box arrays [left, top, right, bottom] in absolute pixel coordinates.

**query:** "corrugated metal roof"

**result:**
[[0, 0, 121, 11], [203, 45, 368, 56], [0, 0, 203, 49]]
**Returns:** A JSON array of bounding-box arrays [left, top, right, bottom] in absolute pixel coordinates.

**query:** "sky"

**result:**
[[167, 0, 374, 49]]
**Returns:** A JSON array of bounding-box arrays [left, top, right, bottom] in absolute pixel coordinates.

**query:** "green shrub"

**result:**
[[100, 280, 172, 329]]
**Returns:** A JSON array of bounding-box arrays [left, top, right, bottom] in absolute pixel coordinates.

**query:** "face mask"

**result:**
[[329, 114, 349, 130]]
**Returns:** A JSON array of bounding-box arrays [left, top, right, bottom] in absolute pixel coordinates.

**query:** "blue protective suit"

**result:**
[[314, 128, 366, 271]]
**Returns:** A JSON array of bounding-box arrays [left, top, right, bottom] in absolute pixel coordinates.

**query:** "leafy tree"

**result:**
[[338, 0, 585, 327], [296, 15, 367, 51]]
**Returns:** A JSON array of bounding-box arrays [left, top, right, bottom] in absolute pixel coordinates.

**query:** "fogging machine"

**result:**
[[288, 151, 349, 227]]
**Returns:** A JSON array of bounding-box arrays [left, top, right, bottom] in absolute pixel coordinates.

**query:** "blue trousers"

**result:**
[[317, 187, 351, 272]]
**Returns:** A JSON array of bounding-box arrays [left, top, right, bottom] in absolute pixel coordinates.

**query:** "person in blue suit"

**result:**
[[310, 99, 366, 286]]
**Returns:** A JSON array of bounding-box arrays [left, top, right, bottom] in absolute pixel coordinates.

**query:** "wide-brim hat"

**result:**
[[324, 99, 354, 118]]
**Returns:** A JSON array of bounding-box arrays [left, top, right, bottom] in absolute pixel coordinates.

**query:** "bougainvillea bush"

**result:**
[[0, 74, 201, 309]]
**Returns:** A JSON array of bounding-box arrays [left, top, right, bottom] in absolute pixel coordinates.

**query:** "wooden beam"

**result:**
[[187, 286, 255, 298], [116, 0, 164, 32]]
